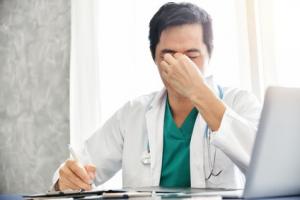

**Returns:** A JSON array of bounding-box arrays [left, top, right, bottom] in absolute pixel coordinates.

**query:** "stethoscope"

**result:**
[[141, 142, 151, 165], [204, 85, 224, 180], [141, 86, 224, 180]]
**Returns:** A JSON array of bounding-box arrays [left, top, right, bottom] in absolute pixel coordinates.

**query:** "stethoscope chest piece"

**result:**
[[141, 150, 151, 165]]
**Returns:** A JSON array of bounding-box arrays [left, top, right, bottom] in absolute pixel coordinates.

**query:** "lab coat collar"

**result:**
[[147, 88, 167, 110]]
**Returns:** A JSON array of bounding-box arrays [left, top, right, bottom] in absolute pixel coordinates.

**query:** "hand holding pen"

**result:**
[[56, 145, 96, 191]]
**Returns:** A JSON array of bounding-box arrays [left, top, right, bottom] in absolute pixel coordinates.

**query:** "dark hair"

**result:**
[[149, 2, 213, 60]]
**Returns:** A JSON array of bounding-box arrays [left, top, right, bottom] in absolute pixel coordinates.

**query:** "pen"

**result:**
[[68, 144, 96, 189]]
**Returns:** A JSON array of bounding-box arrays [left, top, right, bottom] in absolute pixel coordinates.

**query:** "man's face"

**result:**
[[155, 24, 209, 80]]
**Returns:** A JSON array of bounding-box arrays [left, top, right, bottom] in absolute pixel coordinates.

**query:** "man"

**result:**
[[53, 2, 261, 191]]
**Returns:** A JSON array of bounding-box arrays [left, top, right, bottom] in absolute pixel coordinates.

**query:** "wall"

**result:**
[[0, 0, 70, 193]]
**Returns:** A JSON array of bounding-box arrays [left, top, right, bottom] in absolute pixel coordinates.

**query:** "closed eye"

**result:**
[[186, 52, 201, 59]]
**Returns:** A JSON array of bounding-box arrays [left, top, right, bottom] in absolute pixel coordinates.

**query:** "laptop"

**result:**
[[243, 86, 300, 198], [130, 87, 300, 199]]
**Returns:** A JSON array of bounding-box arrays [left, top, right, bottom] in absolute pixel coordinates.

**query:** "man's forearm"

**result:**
[[190, 85, 226, 131]]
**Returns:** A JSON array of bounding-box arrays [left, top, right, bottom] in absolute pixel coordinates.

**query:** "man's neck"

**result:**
[[167, 90, 195, 127]]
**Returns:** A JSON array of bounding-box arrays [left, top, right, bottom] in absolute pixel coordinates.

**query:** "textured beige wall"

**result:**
[[0, 0, 70, 194]]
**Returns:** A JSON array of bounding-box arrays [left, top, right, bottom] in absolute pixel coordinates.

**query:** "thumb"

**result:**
[[85, 164, 96, 180]]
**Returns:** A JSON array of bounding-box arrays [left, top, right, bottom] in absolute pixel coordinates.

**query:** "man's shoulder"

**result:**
[[120, 90, 161, 114], [222, 86, 261, 111], [129, 91, 160, 108], [222, 87, 258, 102]]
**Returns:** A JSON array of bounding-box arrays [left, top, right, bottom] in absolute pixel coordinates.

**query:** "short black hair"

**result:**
[[149, 2, 213, 60]]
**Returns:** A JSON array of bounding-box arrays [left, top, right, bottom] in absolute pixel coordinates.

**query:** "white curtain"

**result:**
[[256, 0, 300, 89], [70, 0, 101, 148], [70, 0, 122, 189], [243, 0, 300, 100]]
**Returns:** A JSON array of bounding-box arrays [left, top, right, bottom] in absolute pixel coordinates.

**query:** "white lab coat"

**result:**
[[52, 76, 261, 189]]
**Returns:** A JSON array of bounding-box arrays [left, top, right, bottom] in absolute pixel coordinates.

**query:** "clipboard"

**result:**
[[23, 189, 125, 199]]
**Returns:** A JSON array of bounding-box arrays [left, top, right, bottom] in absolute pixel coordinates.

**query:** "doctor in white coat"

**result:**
[[53, 2, 261, 191]]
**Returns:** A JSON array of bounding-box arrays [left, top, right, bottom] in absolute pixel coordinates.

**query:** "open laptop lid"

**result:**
[[244, 87, 300, 198]]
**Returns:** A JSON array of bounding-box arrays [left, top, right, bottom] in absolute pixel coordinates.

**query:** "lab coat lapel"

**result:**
[[145, 88, 167, 186], [190, 114, 206, 188]]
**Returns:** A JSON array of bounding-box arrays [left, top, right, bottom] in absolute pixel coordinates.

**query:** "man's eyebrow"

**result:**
[[161, 49, 176, 54], [185, 48, 201, 53], [160, 48, 201, 54]]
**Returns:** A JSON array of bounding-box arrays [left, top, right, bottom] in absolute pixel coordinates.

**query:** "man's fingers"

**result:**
[[85, 164, 96, 173], [85, 164, 96, 179], [173, 52, 185, 60], [66, 160, 91, 184], [161, 70, 168, 79], [60, 164, 92, 190], [59, 177, 80, 191], [163, 53, 177, 65], [160, 60, 171, 74], [163, 53, 189, 74]]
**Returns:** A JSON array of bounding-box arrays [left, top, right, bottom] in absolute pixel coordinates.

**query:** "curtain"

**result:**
[[70, 0, 101, 148]]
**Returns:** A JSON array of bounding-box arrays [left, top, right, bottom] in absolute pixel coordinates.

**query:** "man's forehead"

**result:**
[[158, 24, 204, 51]]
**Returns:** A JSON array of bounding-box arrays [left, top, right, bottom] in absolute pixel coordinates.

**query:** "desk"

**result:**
[[15, 187, 300, 200]]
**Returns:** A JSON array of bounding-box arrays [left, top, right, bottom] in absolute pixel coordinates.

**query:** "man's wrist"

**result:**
[[189, 85, 226, 131], [189, 84, 211, 108]]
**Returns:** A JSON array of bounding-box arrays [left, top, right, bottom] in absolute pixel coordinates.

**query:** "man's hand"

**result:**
[[160, 53, 205, 99], [57, 159, 96, 191], [159, 53, 225, 131]]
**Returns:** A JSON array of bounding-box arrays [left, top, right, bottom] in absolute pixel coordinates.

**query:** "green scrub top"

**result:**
[[159, 96, 199, 187]]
